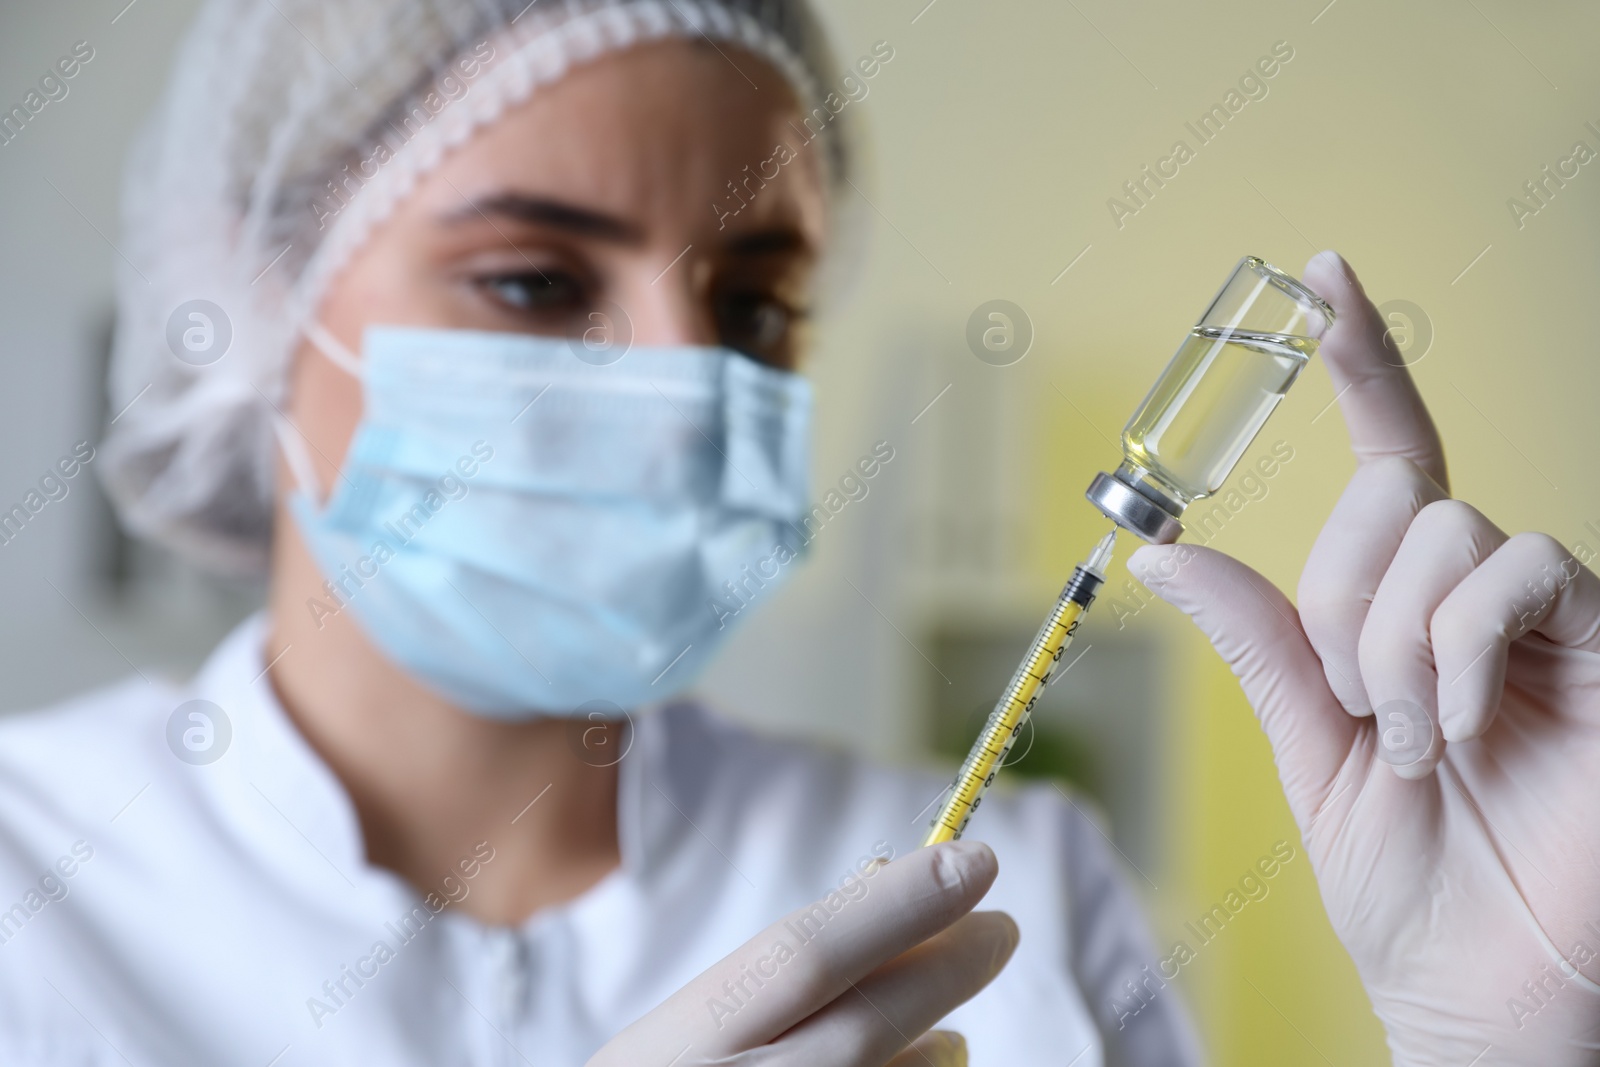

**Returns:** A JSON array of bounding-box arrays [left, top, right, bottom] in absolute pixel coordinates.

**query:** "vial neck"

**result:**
[[1112, 461, 1186, 516]]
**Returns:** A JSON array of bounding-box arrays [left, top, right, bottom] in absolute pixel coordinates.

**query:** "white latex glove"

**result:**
[[586, 840, 1017, 1067], [1131, 251, 1600, 1066]]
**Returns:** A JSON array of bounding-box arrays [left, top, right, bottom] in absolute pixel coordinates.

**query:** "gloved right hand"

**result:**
[[585, 839, 1017, 1067], [1132, 251, 1600, 1066]]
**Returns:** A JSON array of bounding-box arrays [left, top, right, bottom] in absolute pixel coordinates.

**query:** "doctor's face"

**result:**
[[287, 39, 829, 495]]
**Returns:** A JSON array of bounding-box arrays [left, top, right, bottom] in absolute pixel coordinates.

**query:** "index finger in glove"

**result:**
[[597, 840, 999, 1061], [1302, 251, 1448, 491]]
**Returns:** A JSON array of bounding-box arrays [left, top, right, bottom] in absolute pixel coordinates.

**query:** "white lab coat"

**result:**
[[0, 615, 1201, 1065]]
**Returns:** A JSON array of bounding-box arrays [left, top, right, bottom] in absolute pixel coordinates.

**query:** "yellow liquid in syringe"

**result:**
[[923, 531, 1112, 846], [1123, 327, 1314, 502]]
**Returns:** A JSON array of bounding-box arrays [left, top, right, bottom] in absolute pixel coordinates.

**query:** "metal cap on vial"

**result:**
[[1085, 470, 1184, 545]]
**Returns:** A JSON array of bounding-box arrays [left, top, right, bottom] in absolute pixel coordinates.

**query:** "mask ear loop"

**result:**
[[272, 320, 363, 504], [271, 412, 322, 503], [302, 319, 363, 377]]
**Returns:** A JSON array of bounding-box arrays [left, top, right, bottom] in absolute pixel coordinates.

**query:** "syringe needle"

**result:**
[[1084, 527, 1117, 576], [922, 529, 1116, 846]]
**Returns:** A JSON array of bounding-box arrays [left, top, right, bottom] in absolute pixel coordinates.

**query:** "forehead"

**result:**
[[408, 38, 829, 246]]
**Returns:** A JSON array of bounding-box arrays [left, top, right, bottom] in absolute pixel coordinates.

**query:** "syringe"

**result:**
[[923, 527, 1117, 846]]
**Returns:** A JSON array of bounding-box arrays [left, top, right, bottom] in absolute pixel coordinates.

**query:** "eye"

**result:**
[[477, 269, 587, 317], [716, 290, 805, 366]]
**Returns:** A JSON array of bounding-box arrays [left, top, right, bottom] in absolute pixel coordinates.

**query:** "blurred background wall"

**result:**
[[3, 1, 1599, 1063]]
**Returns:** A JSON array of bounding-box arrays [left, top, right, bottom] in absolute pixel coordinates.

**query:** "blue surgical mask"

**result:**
[[278, 325, 812, 719]]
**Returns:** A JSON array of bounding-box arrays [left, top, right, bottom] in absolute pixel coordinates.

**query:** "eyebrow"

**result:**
[[443, 193, 645, 244], [442, 191, 813, 258], [725, 228, 812, 258]]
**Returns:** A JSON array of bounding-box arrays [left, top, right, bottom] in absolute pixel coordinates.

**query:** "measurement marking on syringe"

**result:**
[[923, 529, 1115, 847]]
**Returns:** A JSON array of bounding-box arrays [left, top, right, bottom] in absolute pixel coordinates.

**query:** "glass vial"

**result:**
[[1086, 256, 1335, 544]]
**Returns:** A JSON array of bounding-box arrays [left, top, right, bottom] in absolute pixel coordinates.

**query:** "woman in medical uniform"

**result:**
[[2, 1, 1597, 1064]]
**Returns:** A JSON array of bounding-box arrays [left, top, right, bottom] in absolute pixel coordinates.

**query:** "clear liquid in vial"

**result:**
[[1122, 327, 1315, 503]]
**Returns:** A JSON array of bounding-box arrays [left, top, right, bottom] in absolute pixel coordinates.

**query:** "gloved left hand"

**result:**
[[1132, 252, 1600, 1066], [586, 840, 1014, 1066]]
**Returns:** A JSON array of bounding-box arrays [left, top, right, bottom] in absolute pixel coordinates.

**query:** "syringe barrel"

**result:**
[[922, 561, 1105, 845]]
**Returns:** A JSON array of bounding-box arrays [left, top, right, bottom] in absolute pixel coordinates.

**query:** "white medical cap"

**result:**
[[101, 0, 852, 576]]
